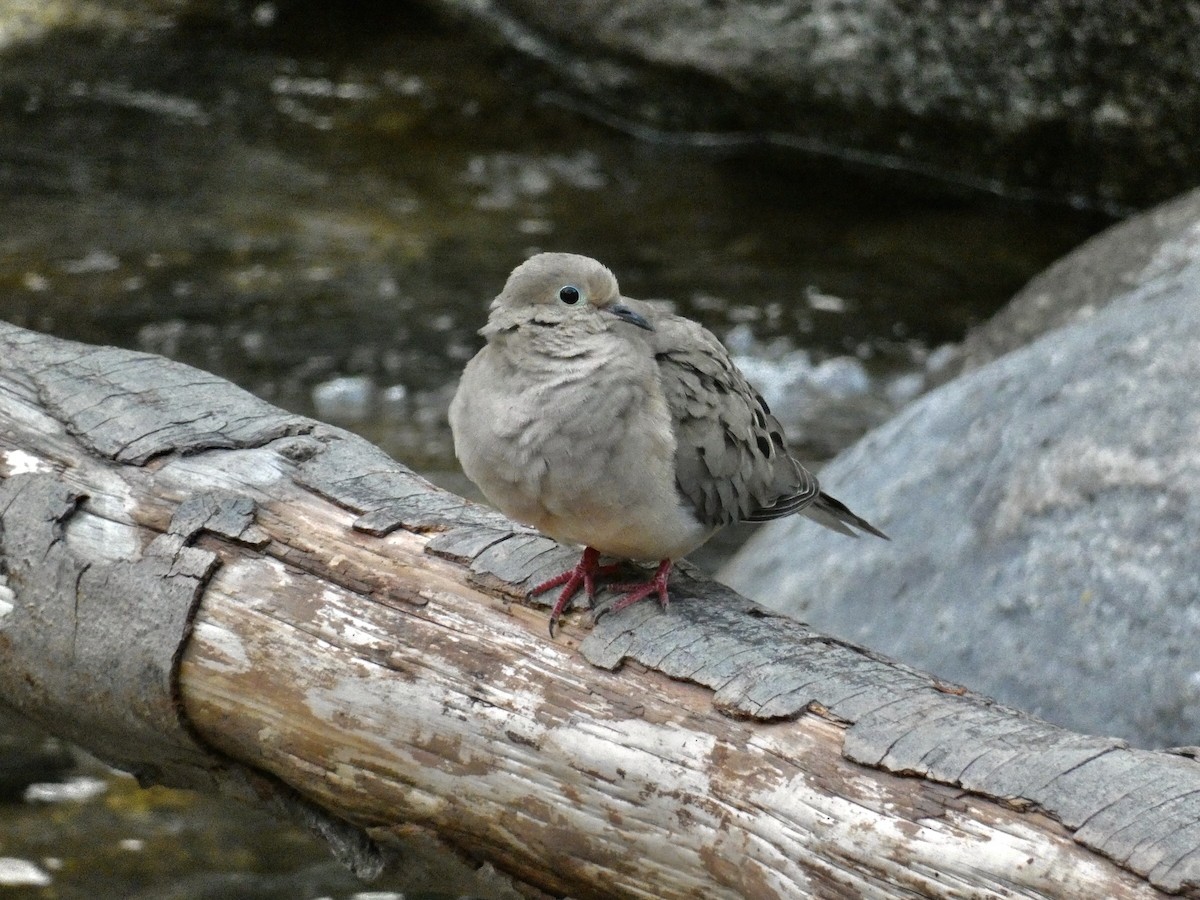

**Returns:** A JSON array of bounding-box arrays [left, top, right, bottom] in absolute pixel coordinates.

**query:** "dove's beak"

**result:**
[[605, 302, 654, 332]]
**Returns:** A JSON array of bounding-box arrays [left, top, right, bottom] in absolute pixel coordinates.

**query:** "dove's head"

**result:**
[[487, 252, 654, 334]]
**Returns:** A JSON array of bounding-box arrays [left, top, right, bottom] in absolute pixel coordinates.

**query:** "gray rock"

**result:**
[[434, 0, 1200, 208], [720, 260, 1200, 748], [931, 186, 1200, 386]]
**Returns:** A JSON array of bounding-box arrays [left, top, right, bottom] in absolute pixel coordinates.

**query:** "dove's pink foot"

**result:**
[[532, 547, 624, 636], [604, 559, 673, 618]]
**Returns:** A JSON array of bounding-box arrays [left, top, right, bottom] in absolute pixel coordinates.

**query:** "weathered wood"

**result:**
[[1, 318, 1198, 898]]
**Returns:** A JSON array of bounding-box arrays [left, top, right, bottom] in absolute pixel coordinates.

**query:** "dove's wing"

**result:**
[[648, 313, 820, 528]]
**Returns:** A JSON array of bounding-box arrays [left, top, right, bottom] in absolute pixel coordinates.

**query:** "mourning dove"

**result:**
[[449, 252, 886, 635]]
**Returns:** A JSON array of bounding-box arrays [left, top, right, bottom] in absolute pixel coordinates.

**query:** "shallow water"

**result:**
[[0, 3, 1114, 896], [0, 752, 525, 899], [0, 5, 1109, 468]]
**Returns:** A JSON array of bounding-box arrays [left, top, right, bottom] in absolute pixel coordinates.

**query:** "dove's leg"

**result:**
[[532, 547, 623, 636], [605, 559, 673, 616]]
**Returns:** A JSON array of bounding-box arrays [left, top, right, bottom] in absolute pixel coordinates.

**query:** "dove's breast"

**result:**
[[449, 334, 715, 561]]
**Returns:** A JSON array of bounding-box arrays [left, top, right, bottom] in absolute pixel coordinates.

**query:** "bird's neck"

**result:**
[[487, 316, 622, 371]]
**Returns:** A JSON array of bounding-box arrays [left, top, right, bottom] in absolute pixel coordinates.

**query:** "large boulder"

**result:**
[[930, 186, 1200, 386], [720, 256, 1200, 748], [433, 0, 1200, 208]]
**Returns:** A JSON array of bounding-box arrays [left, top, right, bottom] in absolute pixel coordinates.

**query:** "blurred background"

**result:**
[[0, 0, 1174, 896]]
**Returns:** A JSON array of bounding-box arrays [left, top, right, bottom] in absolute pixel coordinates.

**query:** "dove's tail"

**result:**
[[802, 491, 889, 540]]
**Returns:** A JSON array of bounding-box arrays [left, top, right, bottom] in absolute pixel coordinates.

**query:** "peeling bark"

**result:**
[[1, 319, 1198, 898]]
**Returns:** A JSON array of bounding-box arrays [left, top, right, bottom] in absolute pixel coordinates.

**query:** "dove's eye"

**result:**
[[558, 285, 581, 305]]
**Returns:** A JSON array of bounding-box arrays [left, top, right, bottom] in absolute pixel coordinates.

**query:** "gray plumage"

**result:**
[[448, 252, 884, 628]]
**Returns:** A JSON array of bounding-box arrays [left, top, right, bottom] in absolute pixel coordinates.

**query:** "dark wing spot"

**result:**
[[770, 430, 785, 448], [756, 393, 771, 415], [753, 407, 766, 429], [756, 434, 772, 458]]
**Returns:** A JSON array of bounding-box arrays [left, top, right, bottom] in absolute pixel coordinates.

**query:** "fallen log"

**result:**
[[0, 318, 1197, 899]]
